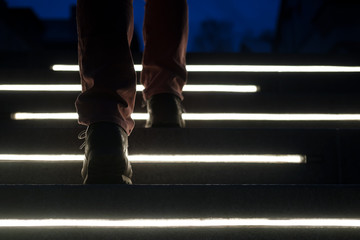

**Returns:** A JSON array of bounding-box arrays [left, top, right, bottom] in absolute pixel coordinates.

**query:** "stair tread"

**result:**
[[2, 92, 360, 112], [0, 125, 342, 154], [1, 184, 359, 239], [0, 184, 359, 218], [1, 125, 358, 184]]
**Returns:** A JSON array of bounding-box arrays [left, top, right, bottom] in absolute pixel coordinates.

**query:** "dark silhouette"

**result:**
[[0, 0, 44, 51]]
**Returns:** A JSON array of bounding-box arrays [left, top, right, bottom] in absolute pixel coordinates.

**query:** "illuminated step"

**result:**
[[0, 156, 310, 184], [0, 185, 359, 239], [0, 127, 341, 184], [11, 112, 360, 121], [52, 64, 360, 73], [0, 84, 259, 93]]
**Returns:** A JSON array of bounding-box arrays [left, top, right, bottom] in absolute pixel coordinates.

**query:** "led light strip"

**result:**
[[129, 154, 305, 163], [11, 112, 360, 121], [0, 84, 80, 91], [12, 112, 78, 120], [0, 84, 259, 93], [0, 218, 360, 228], [0, 154, 306, 164], [52, 64, 360, 73]]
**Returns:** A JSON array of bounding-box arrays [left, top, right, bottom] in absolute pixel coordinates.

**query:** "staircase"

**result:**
[[0, 52, 360, 239]]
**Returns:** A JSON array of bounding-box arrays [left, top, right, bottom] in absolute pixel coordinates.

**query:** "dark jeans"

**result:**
[[75, 0, 188, 135]]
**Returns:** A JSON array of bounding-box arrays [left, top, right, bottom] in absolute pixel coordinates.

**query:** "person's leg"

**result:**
[[141, 0, 189, 127], [76, 0, 134, 184], [76, 0, 136, 135]]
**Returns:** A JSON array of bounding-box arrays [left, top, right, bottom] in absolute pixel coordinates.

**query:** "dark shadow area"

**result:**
[[0, 0, 141, 67], [273, 0, 360, 55], [1, 0, 359, 57]]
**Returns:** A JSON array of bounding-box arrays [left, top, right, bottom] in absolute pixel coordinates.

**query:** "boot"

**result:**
[[145, 93, 185, 128], [80, 122, 133, 184]]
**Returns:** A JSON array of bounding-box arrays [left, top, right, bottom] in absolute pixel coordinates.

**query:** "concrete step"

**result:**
[[1, 226, 357, 240], [1, 69, 360, 94], [1, 125, 359, 184], [2, 91, 360, 113], [0, 184, 359, 239]]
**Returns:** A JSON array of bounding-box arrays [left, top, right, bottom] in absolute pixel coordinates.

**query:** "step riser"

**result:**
[[0, 228, 359, 240], [2, 93, 360, 114], [0, 162, 335, 184], [2, 72, 360, 93], [0, 185, 359, 218]]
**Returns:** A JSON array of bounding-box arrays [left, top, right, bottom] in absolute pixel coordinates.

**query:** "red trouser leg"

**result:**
[[75, 0, 136, 135], [141, 0, 189, 101]]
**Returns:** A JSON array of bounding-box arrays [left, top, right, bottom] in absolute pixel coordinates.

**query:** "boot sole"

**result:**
[[83, 173, 132, 184]]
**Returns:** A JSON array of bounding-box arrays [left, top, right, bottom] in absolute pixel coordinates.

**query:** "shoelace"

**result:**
[[78, 130, 86, 150]]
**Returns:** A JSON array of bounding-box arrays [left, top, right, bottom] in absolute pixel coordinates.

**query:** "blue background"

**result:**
[[4, 0, 281, 52]]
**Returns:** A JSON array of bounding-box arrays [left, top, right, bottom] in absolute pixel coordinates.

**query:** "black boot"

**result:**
[[145, 93, 185, 128], [80, 122, 133, 184]]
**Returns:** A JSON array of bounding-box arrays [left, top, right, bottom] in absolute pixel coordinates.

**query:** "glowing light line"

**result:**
[[12, 113, 78, 120], [51, 64, 360, 73], [0, 218, 359, 228], [129, 154, 305, 163], [185, 65, 360, 72], [0, 84, 81, 91], [0, 84, 259, 93], [0, 154, 306, 164], [11, 112, 360, 121], [181, 113, 360, 121]]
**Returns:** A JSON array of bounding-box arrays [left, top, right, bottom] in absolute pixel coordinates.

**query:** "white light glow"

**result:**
[[0, 84, 81, 91], [12, 112, 360, 121], [12, 113, 78, 120], [0, 218, 360, 228], [52, 64, 360, 73], [181, 113, 360, 121], [134, 65, 142, 71], [0, 154, 306, 164], [0, 154, 82, 162], [0, 84, 258, 93], [185, 65, 360, 72], [129, 154, 305, 163], [182, 84, 259, 92], [51, 65, 79, 71]]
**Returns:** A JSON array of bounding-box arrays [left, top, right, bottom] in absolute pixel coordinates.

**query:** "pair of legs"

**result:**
[[75, 0, 188, 183], [75, 0, 188, 135]]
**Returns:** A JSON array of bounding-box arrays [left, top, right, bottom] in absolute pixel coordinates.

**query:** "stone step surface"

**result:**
[[0, 184, 359, 239], [1, 126, 359, 184], [2, 92, 360, 114]]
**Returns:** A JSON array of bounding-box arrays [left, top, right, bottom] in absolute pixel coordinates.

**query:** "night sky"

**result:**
[[5, 0, 281, 52]]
